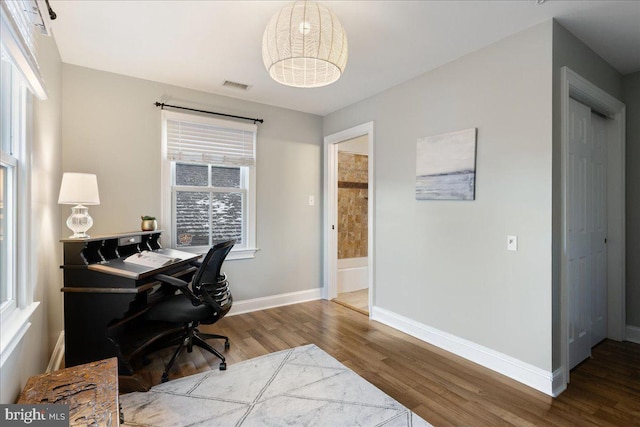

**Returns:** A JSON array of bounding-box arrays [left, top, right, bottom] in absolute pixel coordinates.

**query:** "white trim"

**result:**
[[560, 66, 626, 389], [175, 246, 258, 261], [551, 368, 566, 397], [0, 301, 39, 368], [227, 288, 322, 316], [323, 122, 375, 316], [371, 306, 557, 396], [626, 325, 640, 344], [46, 331, 65, 373]]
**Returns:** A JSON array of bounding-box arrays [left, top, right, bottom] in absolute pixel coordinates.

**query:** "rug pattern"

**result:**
[[120, 344, 431, 426]]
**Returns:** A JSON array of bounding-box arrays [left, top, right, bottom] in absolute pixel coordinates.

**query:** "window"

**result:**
[[0, 0, 43, 362], [161, 111, 257, 259], [0, 46, 27, 320]]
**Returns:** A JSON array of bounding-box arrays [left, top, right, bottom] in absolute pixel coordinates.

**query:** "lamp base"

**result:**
[[66, 204, 94, 239]]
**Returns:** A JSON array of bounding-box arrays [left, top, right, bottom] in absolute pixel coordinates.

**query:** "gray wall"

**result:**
[[1, 34, 63, 402], [623, 71, 640, 328], [551, 21, 623, 367], [61, 65, 323, 300], [324, 22, 554, 370]]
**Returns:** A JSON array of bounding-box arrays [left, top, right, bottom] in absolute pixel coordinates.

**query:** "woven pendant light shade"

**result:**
[[262, 1, 348, 88]]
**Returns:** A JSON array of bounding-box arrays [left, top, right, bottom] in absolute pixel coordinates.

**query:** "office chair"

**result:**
[[145, 239, 235, 382]]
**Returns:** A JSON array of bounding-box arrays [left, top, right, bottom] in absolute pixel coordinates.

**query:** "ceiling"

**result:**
[[49, 1, 640, 116]]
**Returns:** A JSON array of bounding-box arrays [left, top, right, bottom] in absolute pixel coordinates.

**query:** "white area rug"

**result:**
[[121, 344, 431, 426]]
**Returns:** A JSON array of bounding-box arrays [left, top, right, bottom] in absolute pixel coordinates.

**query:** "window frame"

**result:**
[[161, 111, 257, 260], [1, 57, 25, 322], [0, 42, 39, 365]]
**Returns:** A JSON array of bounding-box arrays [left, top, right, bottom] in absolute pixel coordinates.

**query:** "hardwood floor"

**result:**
[[130, 300, 640, 426], [333, 288, 369, 314]]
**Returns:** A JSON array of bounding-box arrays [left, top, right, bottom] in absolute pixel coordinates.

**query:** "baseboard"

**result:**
[[626, 325, 640, 344], [371, 306, 556, 396], [46, 331, 65, 373], [551, 368, 565, 397], [228, 288, 322, 316]]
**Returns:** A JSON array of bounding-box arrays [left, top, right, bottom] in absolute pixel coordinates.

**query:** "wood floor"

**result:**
[[130, 300, 640, 426], [333, 288, 369, 314]]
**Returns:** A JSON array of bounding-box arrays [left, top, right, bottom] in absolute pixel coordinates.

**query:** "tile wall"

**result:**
[[337, 152, 368, 259]]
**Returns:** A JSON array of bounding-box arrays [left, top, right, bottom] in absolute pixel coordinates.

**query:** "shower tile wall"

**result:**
[[338, 152, 368, 259]]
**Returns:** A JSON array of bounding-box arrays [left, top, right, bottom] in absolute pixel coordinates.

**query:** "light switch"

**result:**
[[308, 195, 315, 206], [507, 235, 518, 251]]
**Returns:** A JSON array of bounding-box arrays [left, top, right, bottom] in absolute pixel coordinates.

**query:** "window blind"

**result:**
[[166, 116, 256, 167], [0, 0, 47, 99]]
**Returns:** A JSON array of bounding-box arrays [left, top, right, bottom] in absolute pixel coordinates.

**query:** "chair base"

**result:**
[[160, 326, 229, 383]]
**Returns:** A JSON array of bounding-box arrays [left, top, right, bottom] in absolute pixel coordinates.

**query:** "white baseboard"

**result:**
[[228, 288, 322, 316], [626, 325, 640, 344], [551, 368, 565, 397], [371, 306, 557, 397], [46, 331, 65, 373]]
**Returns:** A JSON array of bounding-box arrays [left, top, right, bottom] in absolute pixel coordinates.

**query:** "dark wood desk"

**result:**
[[61, 231, 199, 389], [18, 358, 120, 426]]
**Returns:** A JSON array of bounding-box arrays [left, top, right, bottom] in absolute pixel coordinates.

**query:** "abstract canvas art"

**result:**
[[415, 128, 477, 200]]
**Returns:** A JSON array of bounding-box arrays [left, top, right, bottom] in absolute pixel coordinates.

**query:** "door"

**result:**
[[567, 98, 592, 370], [590, 113, 608, 346], [567, 98, 608, 370]]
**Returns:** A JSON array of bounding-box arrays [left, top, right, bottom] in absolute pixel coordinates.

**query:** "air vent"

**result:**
[[223, 80, 251, 91]]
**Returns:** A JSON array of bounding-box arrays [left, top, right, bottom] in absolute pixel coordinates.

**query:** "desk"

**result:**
[[18, 358, 121, 426], [61, 231, 199, 390]]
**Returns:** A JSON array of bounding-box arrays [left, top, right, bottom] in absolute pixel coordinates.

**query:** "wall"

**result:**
[[551, 20, 623, 367], [337, 152, 368, 259], [324, 22, 554, 371], [0, 33, 63, 402], [623, 71, 640, 331], [61, 65, 323, 301]]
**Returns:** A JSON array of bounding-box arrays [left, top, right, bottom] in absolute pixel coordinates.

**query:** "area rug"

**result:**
[[120, 344, 431, 426]]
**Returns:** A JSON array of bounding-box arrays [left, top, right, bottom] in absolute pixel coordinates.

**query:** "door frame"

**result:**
[[560, 67, 626, 387], [323, 122, 375, 314]]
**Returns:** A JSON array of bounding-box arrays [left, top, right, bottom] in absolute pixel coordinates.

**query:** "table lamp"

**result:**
[[58, 172, 100, 238]]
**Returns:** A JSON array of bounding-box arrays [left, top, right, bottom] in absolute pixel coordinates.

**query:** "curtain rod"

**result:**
[[154, 102, 264, 124]]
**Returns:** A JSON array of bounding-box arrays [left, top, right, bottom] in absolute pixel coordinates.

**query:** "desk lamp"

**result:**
[[58, 173, 100, 238]]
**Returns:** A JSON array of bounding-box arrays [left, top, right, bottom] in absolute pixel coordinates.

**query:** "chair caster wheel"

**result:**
[[224, 341, 230, 350], [219, 362, 227, 371], [161, 374, 169, 383]]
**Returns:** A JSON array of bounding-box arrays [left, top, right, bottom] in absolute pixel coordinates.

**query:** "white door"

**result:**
[[567, 98, 592, 370], [590, 113, 608, 346], [567, 98, 608, 370]]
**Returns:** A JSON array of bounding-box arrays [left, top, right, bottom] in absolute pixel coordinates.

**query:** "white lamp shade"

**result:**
[[262, 1, 348, 88], [58, 173, 100, 205]]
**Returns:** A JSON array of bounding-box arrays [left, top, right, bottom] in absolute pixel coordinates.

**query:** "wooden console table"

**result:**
[[18, 358, 121, 426]]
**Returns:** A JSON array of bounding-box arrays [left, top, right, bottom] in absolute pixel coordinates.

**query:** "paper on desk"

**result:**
[[123, 251, 179, 268]]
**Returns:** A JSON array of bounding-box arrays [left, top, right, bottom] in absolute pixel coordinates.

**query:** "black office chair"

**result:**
[[145, 239, 235, 382]]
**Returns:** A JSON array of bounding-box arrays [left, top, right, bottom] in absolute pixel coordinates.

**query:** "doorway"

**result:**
[[323, 122, 374, 315], [333, 136, 370, 314], [560, 67, 625, 388]]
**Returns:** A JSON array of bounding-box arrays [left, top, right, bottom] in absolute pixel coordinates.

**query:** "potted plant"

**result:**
[[141, 215, 157, 231]]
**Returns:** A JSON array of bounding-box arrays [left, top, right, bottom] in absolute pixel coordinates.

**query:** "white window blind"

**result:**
[[166, 113, 256, 167], [0, 0, 47, 99]]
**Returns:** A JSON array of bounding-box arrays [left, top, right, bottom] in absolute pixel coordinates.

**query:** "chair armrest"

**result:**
[[153, 274, 188, 288], [153, 274, 200, 305]]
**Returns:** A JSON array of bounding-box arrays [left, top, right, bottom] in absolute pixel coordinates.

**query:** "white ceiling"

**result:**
[[49, 1, 640, 116]]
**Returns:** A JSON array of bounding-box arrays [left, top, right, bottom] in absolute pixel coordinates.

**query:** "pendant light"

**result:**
[[262, 1, 348, 88]]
